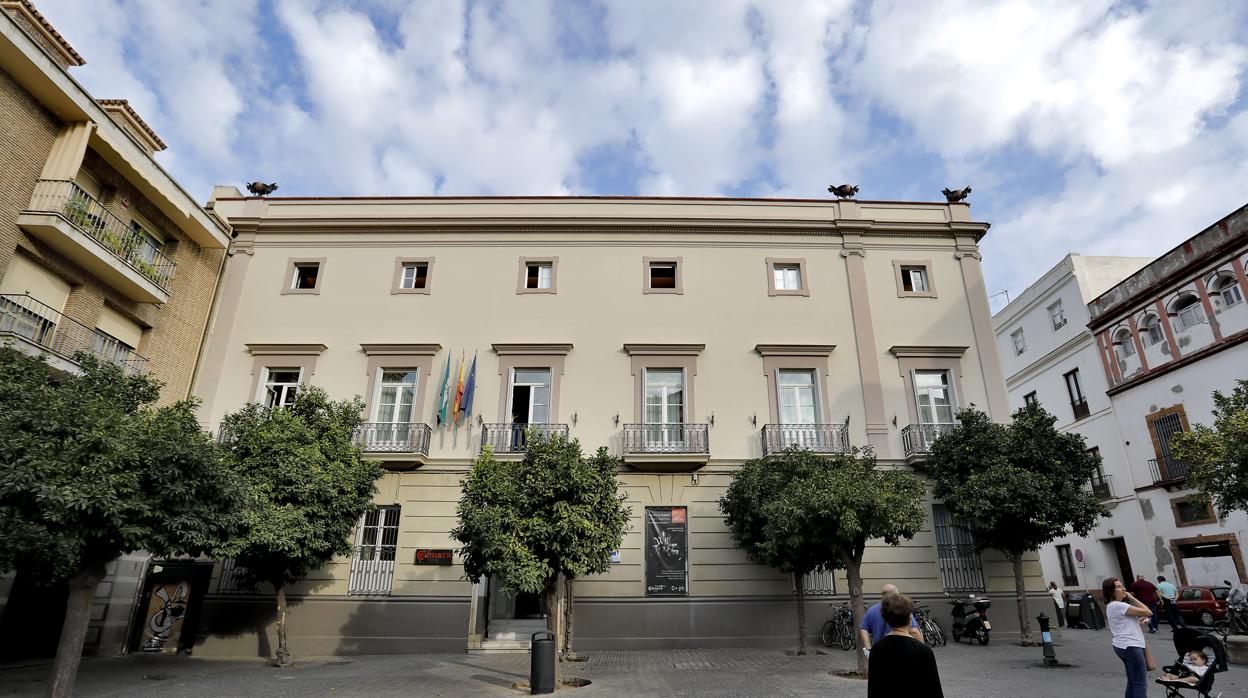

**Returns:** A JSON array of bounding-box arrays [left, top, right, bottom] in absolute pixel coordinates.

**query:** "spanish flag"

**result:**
[[452, 353, 466, 425]]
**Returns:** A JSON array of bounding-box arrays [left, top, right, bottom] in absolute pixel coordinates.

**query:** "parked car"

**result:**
[[1175, 586, 1230, 627]]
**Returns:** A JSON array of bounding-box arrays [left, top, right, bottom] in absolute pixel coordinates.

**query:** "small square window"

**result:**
[[283, 258, 326, 294], [774, 265, 801, 290], [643, 257, 683, 294], [517, 257, 558, 294], [1011, 329, 1026, 355], [1048, 300, 1067, 330], [1023, 391, 1038, 407], [650, 263, 677, 288], [902, 267, 927, 293], [894, 260, 935, 297], [527, 263, 553, 289], [401, 263, 428, 290], [293, 264, 319, 289]]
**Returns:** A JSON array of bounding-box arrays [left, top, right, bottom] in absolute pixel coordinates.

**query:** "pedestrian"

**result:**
[[1130, 574, 1161, 633], [1048, 581, 1066, 628], [867, 592, 943, 697], [859, 583, 924, 655], [1104, 577, 1155, 698], [1156, 575, 1184, 629]]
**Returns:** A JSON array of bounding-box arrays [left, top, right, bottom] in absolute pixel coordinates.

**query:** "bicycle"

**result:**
[[914, 603, 947, 647], [820, 602, 857, 651]]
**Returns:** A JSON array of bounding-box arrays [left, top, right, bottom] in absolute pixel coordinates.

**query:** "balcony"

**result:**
[[355, 422, 432, 468], [761, 424, 850, 456], [0, 293, 147, 375], [1149, 456, 1190, 487], [1090, 473, 1113, 501], [1070, 397, 1091, 421], [901, 422, 958, 458], [480, 423, 570, 456], [18, 179, 175, 303], [622, 423, 710, 471]]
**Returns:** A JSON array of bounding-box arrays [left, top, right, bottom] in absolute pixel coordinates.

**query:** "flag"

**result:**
[[452, 352, 466, 425], [436, 356, 451, 426], [462, 352, 478, 418]]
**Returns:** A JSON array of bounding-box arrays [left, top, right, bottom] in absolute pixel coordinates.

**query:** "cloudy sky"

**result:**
[[37, 0, 1248, 303]]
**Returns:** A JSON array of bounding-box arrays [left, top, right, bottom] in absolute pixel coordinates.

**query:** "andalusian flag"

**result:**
[[436, 356, 451, 426], [452, 353, 467, 425], [462, 352, 478, 418]]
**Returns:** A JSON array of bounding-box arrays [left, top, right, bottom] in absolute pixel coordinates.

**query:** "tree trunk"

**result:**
[[794, 571, 808, 655], [563, 575, 577, 660], [844, 553, 867, 677], [1011, 552, 1034, 645], [545, 581, 562, 686], [274, 584, 291, 667], [47, 564, 108, 698]]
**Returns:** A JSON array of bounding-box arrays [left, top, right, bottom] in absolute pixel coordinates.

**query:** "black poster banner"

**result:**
[[644, 506, 688, 597]]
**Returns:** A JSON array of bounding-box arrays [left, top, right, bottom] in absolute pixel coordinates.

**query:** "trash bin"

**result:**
[[1065, 592, 1105, 630], [1065, 593, 1086, 628], [530, 630, 555, 695]]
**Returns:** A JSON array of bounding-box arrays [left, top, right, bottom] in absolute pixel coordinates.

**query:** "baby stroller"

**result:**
[[1155, 627, 1229, 698]]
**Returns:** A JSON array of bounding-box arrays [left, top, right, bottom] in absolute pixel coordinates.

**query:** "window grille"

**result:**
[[932, 503, 985, 592], [800, 568, 837, 595], [348, 506, 400, 596], [217, 558, 255, 594]]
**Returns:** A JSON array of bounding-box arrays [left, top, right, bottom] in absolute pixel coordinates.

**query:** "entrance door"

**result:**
[[128, 562, 212, 654], [487, 577, 546, 621], [1111, 537, 1134, 583], [508, 368, 550, 449]]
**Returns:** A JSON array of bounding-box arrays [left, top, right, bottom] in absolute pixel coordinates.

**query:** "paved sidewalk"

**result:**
[[3, 628, 1242, 697]]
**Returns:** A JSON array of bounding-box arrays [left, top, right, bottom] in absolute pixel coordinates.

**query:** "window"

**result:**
[[1048, 300, 1067, 330], [1141, 314, 1165, 346], [914, 370, 956, 425], [1023, 391, 1038, 407], [348, 506, 400, 596], [1148, 407, 1189, 481], [400, 263, 428, 290], [644, 369, 685, 425], [643, 257, 682, 294], [129, 219, 164, 264], [217, 558, 255, 594], [282, 257, 326, 294], [1011, 328, 1026, 355], [527, 263, 553, 289], [517, 257, 558, 294], [1173, 497, 1215, 526], [91, 329, 135, 367], [777, 369, 818, 424], [1179, 587, 1200, 601], [1114, 329, 1135, 358], [1088, 448, 1111, 499], [0, 295, 57, 345], [774, 265, 801, 290], [1055, 544, 1078, 587], [766, 258, 808, 296], [391, 257, 433, 294], [1173, 294, 1205, 331], [903, 267, 927, 292], [261, 367, 301, 408], [933, 503, 985, 592], [1215, 276, 1243, 308], [1064, 368, 1089, 420]]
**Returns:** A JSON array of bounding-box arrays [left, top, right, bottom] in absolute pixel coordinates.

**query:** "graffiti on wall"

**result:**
[[140, 581, 190, 653]]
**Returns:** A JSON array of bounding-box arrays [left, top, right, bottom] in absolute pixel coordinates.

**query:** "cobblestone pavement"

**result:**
[[3, 628, 1244, 697]]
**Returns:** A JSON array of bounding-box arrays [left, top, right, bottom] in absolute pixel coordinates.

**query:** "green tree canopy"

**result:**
[[1171, 380, 1248, 515], [452, 434, 629, 671], [217, 385, 382, 665], [0, 347, 242, 697], [926, 404, 1106, 644], [719, 447, 926, 666]]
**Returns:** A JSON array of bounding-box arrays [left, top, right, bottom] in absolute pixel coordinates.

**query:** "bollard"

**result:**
[[530, 630, 556, 695], [1037, 612, 1058, 666]]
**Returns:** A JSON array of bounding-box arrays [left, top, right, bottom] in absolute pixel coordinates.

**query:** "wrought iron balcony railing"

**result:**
[[1090, 473, 1113, 500], [27, 179, 176, 291], [1071, 397, 1091, 421], [622, 423, 710, 455], [0, 293, 148, 375], [1149, 456, 1189, 484], [355, 422, 432, 455], [761, 424, 850, 455], [901, 422, 958, 457], [480, 423, 569, 454]]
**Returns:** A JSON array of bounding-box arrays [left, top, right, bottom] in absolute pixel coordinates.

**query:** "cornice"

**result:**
[[245, 343, 327, 356], [491, 342, 574, 356], [360, 343, 441, 356], [888, 345, 969, 358], [754, 344, 836, 357], [623, 343, 705, 356]]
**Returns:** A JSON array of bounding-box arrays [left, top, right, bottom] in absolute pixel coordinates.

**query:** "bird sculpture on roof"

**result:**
[[941, 186, 971, 203], [828, 184, 859, 200], [245, 181, 279, 196]]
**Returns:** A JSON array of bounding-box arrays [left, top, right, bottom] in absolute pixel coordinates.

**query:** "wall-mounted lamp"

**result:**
[[572, 412, 578, 426], [613, 413, 620, 426], [691, 473, 699, 485], [709, 412, 715, 426], [477, 414, 484, 426], [750, 413, 757, 427], [891, 415, 898, 426], [844, 415, 851, 427]]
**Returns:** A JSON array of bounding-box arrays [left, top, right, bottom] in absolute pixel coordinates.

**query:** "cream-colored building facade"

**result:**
[[192, 191, 1045, 655]]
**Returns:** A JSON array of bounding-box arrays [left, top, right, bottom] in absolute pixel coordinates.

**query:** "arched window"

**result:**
[[1171, 293, 1205, 331], [1215, 275, 1243, 308], [1114, 328, 1135, 358], [1140, 314, 1164, 346]]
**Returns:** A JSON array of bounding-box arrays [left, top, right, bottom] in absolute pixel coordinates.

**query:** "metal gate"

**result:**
[[932, 504, 985, 592]]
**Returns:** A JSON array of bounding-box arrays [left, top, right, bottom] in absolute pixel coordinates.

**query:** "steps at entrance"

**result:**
[[470, 619, 549, 654]]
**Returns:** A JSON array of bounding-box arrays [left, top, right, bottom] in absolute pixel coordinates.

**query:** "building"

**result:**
[[992, 255, 1152, 595], [0, 0, 231, 659], [187, 190, 1047, 656], [995, 204, 1248, 606]]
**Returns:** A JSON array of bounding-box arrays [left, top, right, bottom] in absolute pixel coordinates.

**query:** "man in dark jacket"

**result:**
[[867, 592, 943, 698], [1130, 574, 1161, 633]]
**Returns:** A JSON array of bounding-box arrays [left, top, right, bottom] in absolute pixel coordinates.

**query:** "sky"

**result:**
[[35, 0, 1248, 305]]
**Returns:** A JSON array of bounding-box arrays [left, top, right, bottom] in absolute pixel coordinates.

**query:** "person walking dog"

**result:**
[[1105, 577, 1155, 698]]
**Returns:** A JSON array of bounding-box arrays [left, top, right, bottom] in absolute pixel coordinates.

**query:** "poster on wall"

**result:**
[[645, 506, 688, 597], [140, 580, 191, 653], [1182, 556, 1243, 587]]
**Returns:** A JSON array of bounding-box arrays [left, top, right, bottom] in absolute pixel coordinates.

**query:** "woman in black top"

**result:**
[[867, 592, 944, 698]]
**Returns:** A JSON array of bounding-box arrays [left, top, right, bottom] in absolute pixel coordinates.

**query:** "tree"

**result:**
[[217, 385, 382, 667], [452, 433, 628, 682], [0, 348, 242, 698], [1171, 380, 1248, 515], [925, 404, 1106, 645], [719, 447, 926, 673]]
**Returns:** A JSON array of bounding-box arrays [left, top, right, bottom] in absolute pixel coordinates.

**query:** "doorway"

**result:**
[[486, 578, 546, 621], [1109, 537, 1134, 583], [508, 368, 550, 448], [127, 561, 212, 654]]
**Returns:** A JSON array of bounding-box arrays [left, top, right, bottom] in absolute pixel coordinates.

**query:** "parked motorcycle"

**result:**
[[947, 593, 992, 645]]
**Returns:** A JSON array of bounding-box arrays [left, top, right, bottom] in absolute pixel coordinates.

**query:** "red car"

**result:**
[[1174, 586, 1230, 627]]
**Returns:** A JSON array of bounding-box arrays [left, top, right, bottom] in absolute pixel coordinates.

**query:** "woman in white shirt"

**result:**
[[1103, 577, 1153, 698]]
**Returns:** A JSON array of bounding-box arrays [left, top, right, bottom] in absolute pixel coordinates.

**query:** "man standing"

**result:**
[[860, 583, 924, 656], [1156, 575, 1184, 629], [1130, 574, 1161, 633]]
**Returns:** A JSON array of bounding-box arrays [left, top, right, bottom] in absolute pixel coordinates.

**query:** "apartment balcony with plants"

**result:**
[[17, 179, 176, 303], [0, 293, 148, 375]]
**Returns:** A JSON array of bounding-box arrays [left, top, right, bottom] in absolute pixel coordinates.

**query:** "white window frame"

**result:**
[[912, 369, 957, 426], [348, 506, 400, 596], [773, 264, 802, 292], [1010, 328, 1026, 355], [400, 263, 427, 290], [902, 266, 928, 293], [776, 368, 820, 425], [371, 368, 419, 423], [1114, 329, 1135, 358], [526, 262, 554, 290], [1216, 276, 1243, 308], [1048, 300, 1067, 330], [258, 366, 302, 407], [508, 367, 552, 425], [1174, 295, 1205, 331], [1141, 315, 1165, 346]]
